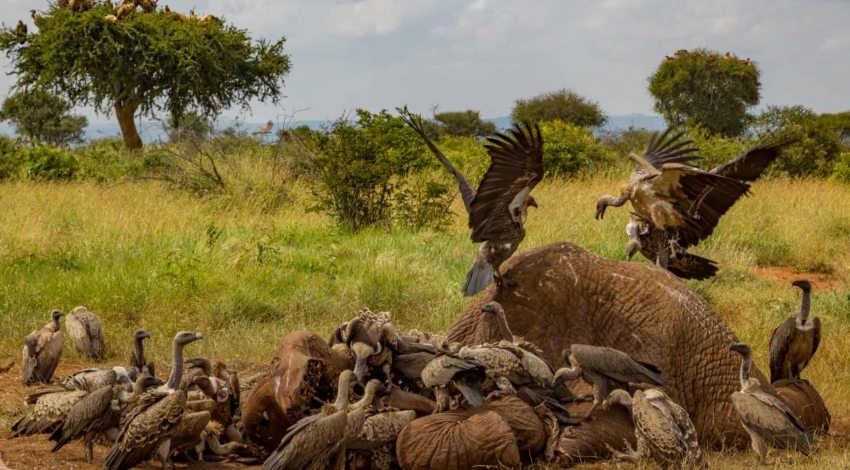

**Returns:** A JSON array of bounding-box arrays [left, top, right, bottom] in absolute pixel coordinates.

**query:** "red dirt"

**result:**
[[751, 266, 847, 290]]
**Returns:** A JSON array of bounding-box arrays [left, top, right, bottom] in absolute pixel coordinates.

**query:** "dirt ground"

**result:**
[[0, 361, 262, 470], [751, 266, 847, 290]]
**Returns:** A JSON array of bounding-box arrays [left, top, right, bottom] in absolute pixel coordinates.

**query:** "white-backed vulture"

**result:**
[[623, 140, 786, 279], [114, 2, 136, 20], [605, 389, 705, 469], [769, 279, 821, 383], [15, 20, 27, 40], [402, 112, 543, 295], [10, 388, 88, 437], [596, 129, 750, 257], [49, 375, 163, 463], [22, 309, 64, 386], [345, 308, 397, 382], [167, 411, 211, 464], [136, 0, 156, 13], [103, 331, 203, 470], [730, 342, 814, 463], [193, 375, 234, 428], [551, 344, 668, 420], [127, 329, 155, 380], [65, 306, 105, 361], [421, 350, 487, 410], [262, 370, 357, 470], [61, 366, 132, 392], [252, 120, 273, 135], [30, 9, 42, 28], [182, 356, 212, 389]]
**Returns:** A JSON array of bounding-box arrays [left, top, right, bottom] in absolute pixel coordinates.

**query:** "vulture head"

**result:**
[[625, 240, 641, 261], [113, 367, 133, 386], [603, 389, 633, 410], [791, 279, 813, 293], [729, 342, 752, 359], [134, 374, 164, 392], [481, 301, 503, 315], [193, 376, 228, 402], [133, 329, 151, 341], [51, 309, 64, 321], [185, 357, 212, 374]]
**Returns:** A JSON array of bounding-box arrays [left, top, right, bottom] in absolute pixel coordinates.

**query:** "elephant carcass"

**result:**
[[240, 330, 352, 451], [446, 243, 830, 462], [772, 379, 831, 432]]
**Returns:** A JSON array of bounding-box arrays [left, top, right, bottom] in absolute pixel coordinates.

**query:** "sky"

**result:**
[[1, 0, 849, 125]]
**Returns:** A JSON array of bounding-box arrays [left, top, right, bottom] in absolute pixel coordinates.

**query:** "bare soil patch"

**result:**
[[751, 266, 846, 290]]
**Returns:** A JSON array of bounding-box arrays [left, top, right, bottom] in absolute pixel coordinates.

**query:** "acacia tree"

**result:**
[[0, 88, 87, 146], [511, 89, 606, 128], [648, 49, 760, 137], [433, 110, 496, 138], [0, 4, 290, 149]]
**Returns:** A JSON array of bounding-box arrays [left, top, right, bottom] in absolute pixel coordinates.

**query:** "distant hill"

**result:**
[[0, 113, 666, 142]]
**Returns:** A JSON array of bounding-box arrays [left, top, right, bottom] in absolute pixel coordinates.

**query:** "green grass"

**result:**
[[1, 176, 849, 423]]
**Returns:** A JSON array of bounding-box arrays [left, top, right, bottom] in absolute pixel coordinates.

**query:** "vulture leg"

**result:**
[[87, 441, 94, 464], [604, 438, 641, 462]]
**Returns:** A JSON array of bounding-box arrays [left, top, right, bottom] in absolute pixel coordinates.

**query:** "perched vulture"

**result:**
[[402, 111, 544, 295], [601, 130, 784, 277], [115, 3, 136, 20], [65, 306, 105, 361], [252, 120, 273, 135], [769, 279, 821, 383], [127, 329, 155, 380], [22, 310, 64, 386], [30, 10, 42, 28], [605, 389, 705, 469], [15, 20, 27, 40], [102, 331, 203, 470], [731, 342, 813, 463], [551, 344, 668, 420]]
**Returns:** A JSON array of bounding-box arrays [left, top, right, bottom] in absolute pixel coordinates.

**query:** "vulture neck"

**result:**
[[350, 381, 380, 410], [134, 338, 145, 366], [52, 316, 61, 332], [166, 342, 186, 391], [798, 289, 812, 323], [333, 378, 353, 411], [495, 313, 514, 343], [738, 353, 752, 390]]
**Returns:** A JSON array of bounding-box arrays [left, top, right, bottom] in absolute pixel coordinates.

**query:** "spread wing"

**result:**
[[572, 344, 668, 386], [640, 128, 702, 172], [769, 317, 797, 384], [401, 111, 476, 213], [654, 164, 751, 248], [469, 122, 544, 243], [732, 391, 812, 455], [710, 142, 786, 181], [668, 253, 719, 280]]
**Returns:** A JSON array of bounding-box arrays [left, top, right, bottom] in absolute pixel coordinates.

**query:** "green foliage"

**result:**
[[750, 105, 843, 177], [432, 110, 496, 138], [538, 120, 615, 177], [0, 88, 87, 146], [818, 111, 850, 147], [166, 112, 213, 142], [0, 4, 290, 149], [831, 152, 850, 184], [20, 145, 79, 181], [0, 135, 23, 180], [599, 127, 656, 159], [74, 137, 148, 181], [511, 89, 606, 128], [685, 125, 751, 170], [648, 49, 760, 137], [306, 109, 452, 232]]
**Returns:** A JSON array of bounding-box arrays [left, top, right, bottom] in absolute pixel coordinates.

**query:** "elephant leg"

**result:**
[[556, 404, 636, 467]]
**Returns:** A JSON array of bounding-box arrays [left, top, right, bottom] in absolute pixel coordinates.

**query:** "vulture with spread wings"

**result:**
[[403, 112, 544, 296], [600, 129, 785, 279]]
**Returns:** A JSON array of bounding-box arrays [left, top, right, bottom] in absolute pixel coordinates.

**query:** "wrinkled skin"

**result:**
[[446, 243, 830, 464], [240, 330, 352, 451]]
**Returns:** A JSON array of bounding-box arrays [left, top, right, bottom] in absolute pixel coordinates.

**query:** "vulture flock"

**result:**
[[21, 0, 220, 29], [7, 120, 824, 469]]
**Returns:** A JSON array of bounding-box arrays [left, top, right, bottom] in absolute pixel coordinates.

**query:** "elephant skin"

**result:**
[[446, 242, 830, 463], [240, 330, 352, 451]]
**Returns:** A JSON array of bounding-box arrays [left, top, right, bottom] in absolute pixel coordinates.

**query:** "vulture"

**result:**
[[136, 0, 156, 13], [665, 55, 674, 61], [127, 329, 155, 380], [691, 51, 701, 57], [49, 375, 163, 463], [61, 366, 132, 392], [402, 111, 543, 296], [192, 375, 235, 429], [551, 344, 668, 420], [164, 5, 190, 21], [9, 388, 88, 438], [707, 53, 717, 62], [252, 120, 273, 135], [723, 52, 732, 59], [15, 20, 27, 40], [115, 2, 136, 20], [421, 350, 487, 410], [345, 308, 397, 382], [740, 58, 751, 65], [65, 306, 105, 361], [182, 356, 212, 388], [730, 342, 813, 463], [21, 309, 64, 386], [102, 331, 203, 470], [769, 279, 821, 383], [262, 370, 357, 470], [604, 389, 705, 469], [601, 131, 783, 276], [104, 14, 118, 21], [675, 49, 688, 56], [30, 9, 42, 28]]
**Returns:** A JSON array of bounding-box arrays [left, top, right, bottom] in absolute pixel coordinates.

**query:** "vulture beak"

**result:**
[[625, 240, 641, 262], [528, 197, 538, 209], [350, 342, 376, 382], [550, 369, 569, 389]]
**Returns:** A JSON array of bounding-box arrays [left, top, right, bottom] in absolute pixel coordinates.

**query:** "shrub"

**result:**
[[0, 135, 23, 180], [20, 145, 79, 181], [598, 127, 656, 159], [538, 120, 615, 177], [749, 105, 843, 177], [75, 137, 147, 181], [306, 109, 452, 232], [432, 110, 496, 138], [831, 151, 850, 184], [511, 89, 606, 128], [685, 125, 752, 170]]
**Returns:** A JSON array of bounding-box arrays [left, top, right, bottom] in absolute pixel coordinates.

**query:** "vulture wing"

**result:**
[[420, 354, 485, 388], [655, 164, 751, 248], [38, 331, 64, 384], [641, 128, 702, 171], [469, 122, 544, 243], [809, 317, 821, 365], [668, 253, 720, 281], [732, 391, 812, 455], [572, 344, 668, 386], [710, 142, 786, 181], [402, 112, 476, 213], [768, 317, 797, 384], [49, 386, 114, 451], [634, 392, 690, 461]]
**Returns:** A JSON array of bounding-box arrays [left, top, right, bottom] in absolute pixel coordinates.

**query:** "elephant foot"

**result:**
[[556, 403, 636, 467]]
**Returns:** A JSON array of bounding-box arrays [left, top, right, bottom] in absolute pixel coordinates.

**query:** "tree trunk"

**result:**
[[114, 102, 143, 150]]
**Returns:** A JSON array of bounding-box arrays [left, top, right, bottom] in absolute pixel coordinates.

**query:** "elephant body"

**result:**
[[447, 242, 829, 463]]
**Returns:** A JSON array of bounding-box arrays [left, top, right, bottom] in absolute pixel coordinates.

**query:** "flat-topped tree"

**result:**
[[0, 3, 290, 149]]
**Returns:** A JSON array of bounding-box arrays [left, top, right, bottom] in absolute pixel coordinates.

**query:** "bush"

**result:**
[[511, 89, 606, 128], [598, 127, 656, 159], [685, 125, 752, 170], [306, 109, 452, 232], [539, 120, 615, 177], [75, 137, 148, 181], [21, 145, 79, 181], [831, 152, 850, 184], [0, 135, 23, 180], [432, 110, 496, 138]]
